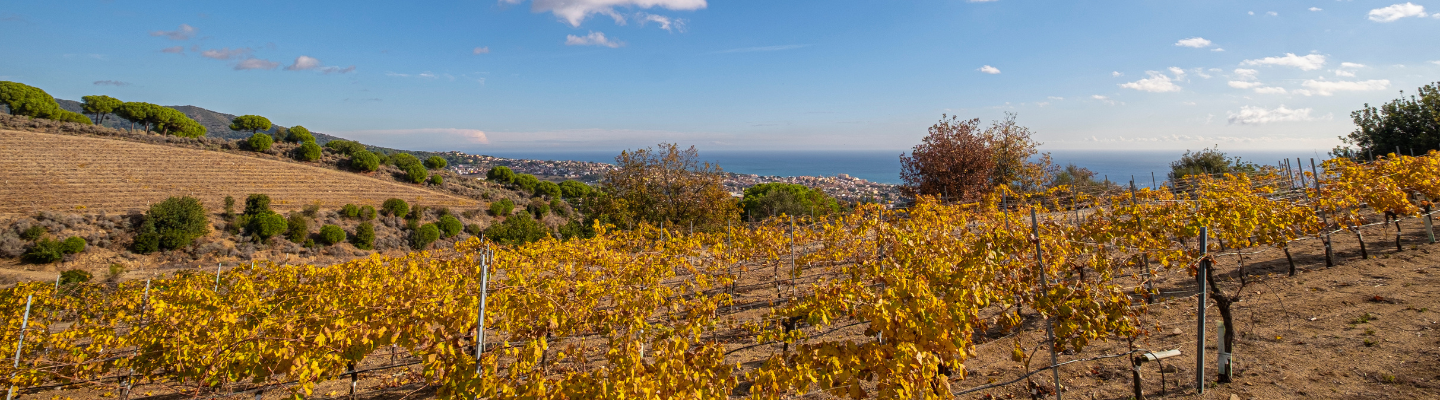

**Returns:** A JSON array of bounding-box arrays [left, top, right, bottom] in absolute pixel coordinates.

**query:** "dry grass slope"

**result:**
[[0, 129, 478, 214]]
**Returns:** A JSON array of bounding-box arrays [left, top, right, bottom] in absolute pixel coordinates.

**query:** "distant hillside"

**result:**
[[55, 99, 345, 143]]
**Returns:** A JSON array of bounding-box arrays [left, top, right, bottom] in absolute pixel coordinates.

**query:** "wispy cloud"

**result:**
[[1241, 53, 1326, 71], [161, 46, 184, 54], [234, 58, 280, 70], [1228, 105, 1312, 125], [637, 12, 685, 31], [201, 47, 252, 60], [565, 31, 623, 48], [1092, 95, 1121, 105], [1309, 7, 1322, 12], [93, 80, 129, 86], [472, 46, 490, 54], [1369, 3, 1428, 22], [333, 128, 490, 145], [320, 66, 356, 74], [501, 0, 706, 27], [978, 65, 1001, 74], [1119, 71, 1181, 92], [1174, 37, 1212, 48], [150, 24, 197, 40], [1228, 81, 1262, 89], [1296, 79, 1390, 96]]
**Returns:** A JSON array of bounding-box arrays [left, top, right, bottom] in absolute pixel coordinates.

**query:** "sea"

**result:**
[[482, 149, 1340, 186]]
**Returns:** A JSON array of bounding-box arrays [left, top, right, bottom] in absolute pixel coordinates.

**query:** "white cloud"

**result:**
[[1310, 7, 1322, 12], [1334, 70, 1356, 77], [565, 31, 623, 48], [1432, 60, 1440, 66], [1369, 3, 1428, 22], [473, 47, 490, 54], [1048, 96, 1064, 100], [1211, 48, 1225, 52], [1175, 37, 1212, 48], [320, 66, 355, 74], [234, 58, 280, 70], [1241, 53, 1326, 71], [150, 24, 196, 40], [161, 46, 184, 54], [1298, 79, 1390, 96], [1267, 11, 1278, 16], [1232, 68, 1259, 80], [1228, 81, 1263, 89], [201, 47, 252, 60], [637, 12, 685, 31], [502, 0, 706, 27], [978, 65, 1001, 74], [336, 128, 490, 145], [1168, 66, 1187, 80], [1119, 71, 1182, 92], [285, 56, 322, 71], [1340, 62, 1366, 69], [1112, 71, 1123, 77], [1253, 86, 1288, 94], [1228, 105, 1313, 125], [1092, 95, 1120, 105]]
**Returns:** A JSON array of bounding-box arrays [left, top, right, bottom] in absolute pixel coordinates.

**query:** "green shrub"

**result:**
[[304, 238, 315, 248], [342, 204, 360, 218], [360, 205, 376, 221], [20, 225, 45, 241], [437, 215, 463, 238], [402, 162, 428, 184], [246, 132, 274, 152], [487, 166, 516, 184], [465, 223, 483, 236], [382, 198, 410, 217], [535, 181, 561, 198], [514, 174, 540, 192], [303, 203, 320, 218], [135, 196, 210, 253], [319, 225, 346, 246], [559, 219, 596, 240], [376, 153, 392, 165], [249, 212, 288, 240], [297, 141, 322, 162], [424, 156, 448, 169], [59, 269, 92, 285], [285, 214, 309, 243], [532, 203, 550, 219], [430, 174, 443, 186], [22, 239, 65, 263], [244, 194, 272, 216], [559, 180, 592, 200], [489, 199, 515, 216], [350, 150, 380, 172], [224, 195, 236, 219], [411, 223, 441, 250], [393, 153, 421, 169], [60, 236, 86, 254], [325, 140, 366, 156], [353, 222, 375, 250], [286, 126, 315, 143], [550, 199, 567, 217], [1167, 147, 1258, 182], [484, 213, 548, 246]]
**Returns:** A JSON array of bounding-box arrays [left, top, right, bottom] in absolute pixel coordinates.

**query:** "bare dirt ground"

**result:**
[[13, 212, 1440, 400], [0, 129, 478, 215]]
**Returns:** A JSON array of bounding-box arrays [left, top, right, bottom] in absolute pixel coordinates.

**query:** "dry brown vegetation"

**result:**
[[0, 129, 478, 214]]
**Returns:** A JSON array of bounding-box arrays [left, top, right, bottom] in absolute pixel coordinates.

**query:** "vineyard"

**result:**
[[2, 152, 1440, 399], [0, 129, 479, 214]]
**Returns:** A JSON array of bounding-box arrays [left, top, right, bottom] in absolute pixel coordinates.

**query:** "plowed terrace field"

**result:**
[[0, 129, 479, 214]]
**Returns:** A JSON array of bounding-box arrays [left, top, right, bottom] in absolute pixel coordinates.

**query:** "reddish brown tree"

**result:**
[[900, 115, 996, 202]]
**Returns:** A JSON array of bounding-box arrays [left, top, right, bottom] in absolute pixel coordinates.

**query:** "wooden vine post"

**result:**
[[6, 294, 33, 400], [473, 243, 492, 400], [1195, 228, 1208, 395], [1031, 209, 1061, 400]]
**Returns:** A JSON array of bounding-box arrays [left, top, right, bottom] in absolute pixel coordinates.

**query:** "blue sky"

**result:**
[[1, 1, 1438, 154]]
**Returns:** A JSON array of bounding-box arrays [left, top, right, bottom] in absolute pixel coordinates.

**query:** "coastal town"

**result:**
[[443, 151, 903, 204]]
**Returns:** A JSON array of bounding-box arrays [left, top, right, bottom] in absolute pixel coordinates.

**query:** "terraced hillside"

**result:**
[[0, 129, 479, 214]]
